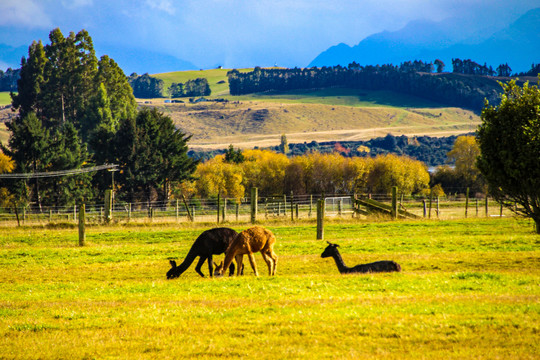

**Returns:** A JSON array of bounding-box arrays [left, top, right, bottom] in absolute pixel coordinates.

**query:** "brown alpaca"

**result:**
[[216, 226, 278, 276]]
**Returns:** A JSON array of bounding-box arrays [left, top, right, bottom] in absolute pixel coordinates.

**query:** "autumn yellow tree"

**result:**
[[284, 153, 373, 194], [284, 156, 310, 194], [0, 151, 14, 173], [0, 150, 15, 209], [194, 155, 244, 200], [241, 149, 289, 196], [346, 156, 374, 193], [447, 135, 482, 185], [366, 154, 429, 194]]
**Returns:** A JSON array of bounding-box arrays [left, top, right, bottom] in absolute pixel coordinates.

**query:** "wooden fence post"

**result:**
[[104, 189, 112, 223], [222, 198, 227, 222], [251, 187, 258, 224], [128, 203, 131, 221], [423, 199, 427, 217], [391, 186, 398, 220], [217, 192, 221, 224], [428, 188, 433, 218], [78, 203, 85, 247], [465, 187, 469, 218], [316, 198, 325, 240], [485, 195, 489, 217], [290, 192, 294, 222], [181, 194, 193, 222], [309, 195, 313, 217], [191, 206, 195, 222], [236, 203, 239, 222]]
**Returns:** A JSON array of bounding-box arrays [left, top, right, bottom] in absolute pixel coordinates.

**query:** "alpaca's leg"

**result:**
[[234, 255, 244, 276], [235, 255, 244, 276], [267, 249, 278, 275], [247, 253, 259, 276], [194, 256, 207, 277], [207, 254, 214, 278], [261, 252, 273, 275]]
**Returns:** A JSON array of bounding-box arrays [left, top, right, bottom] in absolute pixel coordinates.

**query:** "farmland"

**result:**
[[0, 92, 11, 106], [0, 217, 538, 359], [1, 68, 481, 150], [148, 69, 481, 149]]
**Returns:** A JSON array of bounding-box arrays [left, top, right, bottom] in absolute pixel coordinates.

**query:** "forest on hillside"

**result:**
[[227, 60, 540, 112]]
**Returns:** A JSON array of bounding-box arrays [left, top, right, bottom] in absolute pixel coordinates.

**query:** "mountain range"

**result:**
[[309, 8, 540, 73]]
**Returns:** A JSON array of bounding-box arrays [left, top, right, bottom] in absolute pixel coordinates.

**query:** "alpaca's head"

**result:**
[[213, 261, 225, 277], [166, 260, 180, 279], [321, 241, 339, 258]]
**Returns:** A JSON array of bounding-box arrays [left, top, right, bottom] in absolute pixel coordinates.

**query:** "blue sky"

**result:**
[[1, 0, 539, 73]]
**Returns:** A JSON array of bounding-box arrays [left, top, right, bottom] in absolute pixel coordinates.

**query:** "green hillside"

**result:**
[[153, 68, 253, 96], [1, 70, 482, 151]]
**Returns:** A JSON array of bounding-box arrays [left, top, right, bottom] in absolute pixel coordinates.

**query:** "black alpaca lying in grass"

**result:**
[[321, 241, 401, 274], [167, 227, 239, 279]]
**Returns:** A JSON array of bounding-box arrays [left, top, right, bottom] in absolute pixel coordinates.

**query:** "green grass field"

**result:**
[[151, 69, 444, 109], [153, 68, 253, 97], [0, 92, 11, 106], [0, 217, 538, 359], [227, 88, 445, 109]]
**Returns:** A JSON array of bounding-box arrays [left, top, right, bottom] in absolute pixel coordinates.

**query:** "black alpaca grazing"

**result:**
[[167, 227, 239, 279], [321, 241, 401, 274]]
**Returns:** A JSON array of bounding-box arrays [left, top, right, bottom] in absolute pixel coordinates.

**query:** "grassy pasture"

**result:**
[[227, 88, 445, 109], [0, 91, 11, 106], [0, 217, 538, 359], [153, 68, 253, 97]]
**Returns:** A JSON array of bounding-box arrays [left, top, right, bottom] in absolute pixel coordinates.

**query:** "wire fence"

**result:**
[[0, 193, 517, 226]]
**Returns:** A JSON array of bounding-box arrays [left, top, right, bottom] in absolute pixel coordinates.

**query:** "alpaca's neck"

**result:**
[[331, 250, 350, 273]]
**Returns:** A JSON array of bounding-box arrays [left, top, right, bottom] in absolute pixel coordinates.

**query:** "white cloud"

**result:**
[[61, 0, 93, 9], [0, 0, 52, 28], [145, 0, 176, 15]]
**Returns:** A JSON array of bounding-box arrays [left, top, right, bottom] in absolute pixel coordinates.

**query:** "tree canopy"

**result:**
[[4, 28, 197, 208], [477, 79, 540, 233]]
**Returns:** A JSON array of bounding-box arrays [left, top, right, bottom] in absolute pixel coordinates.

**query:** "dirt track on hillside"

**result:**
[[189, 122, 480, 150]]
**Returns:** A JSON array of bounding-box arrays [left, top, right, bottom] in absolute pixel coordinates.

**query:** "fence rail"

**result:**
[[0, 193, 517, 226]]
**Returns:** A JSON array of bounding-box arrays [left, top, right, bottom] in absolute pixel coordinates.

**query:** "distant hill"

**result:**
[[0, 44, 27, 69], [94, 45, 198, 75], [0, 43, 199, 76], [309, 8, 540, 74]]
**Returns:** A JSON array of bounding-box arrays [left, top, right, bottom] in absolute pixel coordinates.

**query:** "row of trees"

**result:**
[[188, 149, 431, 200], [190, 134, 460, 167], [451, 58, 512, 77], [128, 73, 164, 98], [128, 73, 211, 98], [515, 63, 540, 77], [1, 28, 197, 209], [168, 78, 211, 98], [227, 63, 501, 112]]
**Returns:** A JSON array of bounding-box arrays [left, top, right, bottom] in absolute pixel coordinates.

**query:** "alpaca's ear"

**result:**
[[169, 260, 177, 268], [213, 261, 218, 267]]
